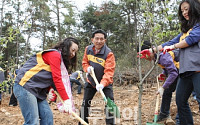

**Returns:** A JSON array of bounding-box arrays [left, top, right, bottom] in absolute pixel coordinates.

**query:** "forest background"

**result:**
[[0, 0, 188, 124], [0, 0, 180, 73]]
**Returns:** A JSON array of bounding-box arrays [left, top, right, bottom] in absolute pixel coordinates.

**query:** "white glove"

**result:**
[[163, 45, 176, 53], [63, 99, 72, 113], [96, 84, 104, 91], [87, 66, 94, 73], [47, 88, 57, 102], [57, 102, 65, 113], [156, 87, 164, 97], [79, 72, 86, 83]]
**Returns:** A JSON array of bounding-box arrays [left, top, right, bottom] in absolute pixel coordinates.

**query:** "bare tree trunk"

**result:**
[[24, 17, 34, 61], [138, 57, 157, 125], [138, 33, 142, 125], [42, 28, 46, 50], [0, 0, 5, 35], [138, 33, 159, 124], [56, 0, 61, 41], [0, 0, 5, 54], [133, 1, 137, 66], [15, 1, 20, 65], [42, 15, 46, 50], [24, 34, 30, 61]]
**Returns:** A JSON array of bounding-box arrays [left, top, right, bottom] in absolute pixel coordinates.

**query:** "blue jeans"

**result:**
[[13, 83, 53, 125], [70, 78, 82, 94], [176, 72, 200, 125]]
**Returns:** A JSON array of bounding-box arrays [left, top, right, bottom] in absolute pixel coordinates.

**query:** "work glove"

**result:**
[[163, 45, 175, 54], [57, 102, 65, 113], [156, 87, 164, 97], [57, 99, 72, 113], [47, 88, 57, 102], [63, 99, 73, 113], [158, 73, 166, 81], [137, 49, 153, 59], [96, 84, 104, 91], [87, 66, 94, 74]]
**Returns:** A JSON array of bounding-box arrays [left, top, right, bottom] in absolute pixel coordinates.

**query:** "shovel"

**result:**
[[146, 76, 164, 125], [54, 91, 89, 125], [90, 68, 120, 118]]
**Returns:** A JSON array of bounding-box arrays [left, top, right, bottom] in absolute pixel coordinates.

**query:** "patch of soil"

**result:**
[[0, 84, 199, 125]]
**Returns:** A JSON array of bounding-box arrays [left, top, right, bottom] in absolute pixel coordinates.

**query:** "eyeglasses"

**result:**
[[94, 37, 105, 41]]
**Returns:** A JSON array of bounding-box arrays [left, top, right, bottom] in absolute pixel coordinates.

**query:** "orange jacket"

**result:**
[[82, 45, 115, 87]]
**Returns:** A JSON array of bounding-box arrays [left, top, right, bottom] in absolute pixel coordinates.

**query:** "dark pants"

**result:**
[[160, 78, 179, 124], [192, 91, 197, 100], [176, 72, 200, 125], [79, 82, 115, 125], [9, 87, 18, 106], [160, 78, 177, 115], [70, 79, 82, 94]]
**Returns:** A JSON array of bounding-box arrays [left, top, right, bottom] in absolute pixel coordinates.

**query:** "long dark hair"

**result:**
[[178, 0, 200, 33], [52, 37, 79, 72]]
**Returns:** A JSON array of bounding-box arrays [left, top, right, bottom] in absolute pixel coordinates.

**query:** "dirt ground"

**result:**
[[0, 84, 199, 125]]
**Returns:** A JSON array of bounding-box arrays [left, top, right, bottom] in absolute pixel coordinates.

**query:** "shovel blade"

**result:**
[[107, 97, 120, 118], [146, 122, 164, 125], [146, 115, 164, 125], [146, 114, 164, 125]]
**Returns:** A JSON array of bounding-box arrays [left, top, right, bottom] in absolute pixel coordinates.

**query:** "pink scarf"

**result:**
[[56, 52, 75, 112], [60, 60, 75, 111]]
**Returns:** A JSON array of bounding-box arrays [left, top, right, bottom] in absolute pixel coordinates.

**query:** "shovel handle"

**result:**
[[54, 91, 89, 125], [90, 68, 107, 102], [155, 76, 160, 114]]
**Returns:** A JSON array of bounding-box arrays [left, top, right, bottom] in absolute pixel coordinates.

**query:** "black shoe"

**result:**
[[9, 104, 18, 106], [156, 113, 170, 122]]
